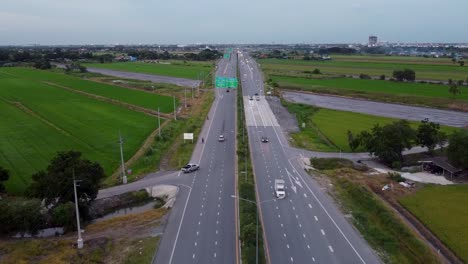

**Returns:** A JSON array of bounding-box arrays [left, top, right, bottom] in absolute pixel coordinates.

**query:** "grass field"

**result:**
[[0, 68, 176, 113], [0, 71, 158, 194], [283, 101, 458, 152], [273, 76, 468, 101], [85, 60, 213, 80], [260, 57, 468, 81], [400, 184, 468, 263]]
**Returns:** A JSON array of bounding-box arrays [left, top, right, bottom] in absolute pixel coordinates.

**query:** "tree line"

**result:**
[[348, 119, 468, 169]]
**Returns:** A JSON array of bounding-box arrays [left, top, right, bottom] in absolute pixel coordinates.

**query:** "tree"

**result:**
[[379, 74, 386, 80], [33, 59, 52, 70], [359, 73, 371, 79], [416, 119, 446, 154], [460, 61, 465, 66], [457, 80, 464, 86], [447, 130, 468, 169], [303, 55, 310, 60], [448, 78, 453, 85], [353, 120, 415, 166], [449, 84, 461, 96], [393, 70, 405, 81], [312, 68, 321, 74], [347, 130, 361, 152], [393, 69, 415, 81], [28, 151, 104, 213], [0, 166, 9, 194]]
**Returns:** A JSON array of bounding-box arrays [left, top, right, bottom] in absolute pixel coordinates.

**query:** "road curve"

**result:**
[[283, 91, 468, 128]]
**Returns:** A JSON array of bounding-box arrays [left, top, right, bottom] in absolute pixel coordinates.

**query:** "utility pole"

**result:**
[[119, 130, 127, 184], [173, 95, 177, 120], [158, 107, 161, 137], [73, 170, 83, 249]]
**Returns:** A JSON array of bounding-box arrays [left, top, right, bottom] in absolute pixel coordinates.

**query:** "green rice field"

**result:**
[[86, 61, 213, 80], [400, 184, 468, 263], [0, 68, 176, 113], [260, 57, 468, 81], [273, 76, 468, 101], [0, 70, 160, 194]]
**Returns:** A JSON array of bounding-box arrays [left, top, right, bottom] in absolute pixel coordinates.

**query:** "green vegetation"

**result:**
[[313, 166, 439, 263], [282, 101, 458, 152], [400, 184, 468, 262], [86, 61, 213, 80], [1, 67, 176, 113], [0, 70, 158, 194], [238, 78, 266, 264], [124, 236, 160, 264], [273, 76, 468, 101], [310, 158, 354, 170], [260, 57, 468, 81]]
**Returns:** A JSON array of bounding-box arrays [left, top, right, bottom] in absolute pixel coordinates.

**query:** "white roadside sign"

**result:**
[[183, 133, 194, 142]]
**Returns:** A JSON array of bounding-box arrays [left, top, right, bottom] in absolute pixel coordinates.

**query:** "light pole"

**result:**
[[231, 195, 277, 264], [119, 130, 127, 184], [73, 170, 83, 249]]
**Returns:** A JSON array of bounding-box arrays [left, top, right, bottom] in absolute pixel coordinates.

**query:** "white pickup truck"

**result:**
[[274, 179, 286, 199]]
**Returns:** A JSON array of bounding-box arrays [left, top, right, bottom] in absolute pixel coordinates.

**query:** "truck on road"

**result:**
[[275, 179, 286, 199]]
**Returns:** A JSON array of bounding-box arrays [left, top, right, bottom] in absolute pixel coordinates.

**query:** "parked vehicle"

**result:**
[[181, 163, 199, 173], [275, 179, 286, 199]]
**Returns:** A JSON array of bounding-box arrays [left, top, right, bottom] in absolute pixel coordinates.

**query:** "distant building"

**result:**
[[369, 35, 378, 46]]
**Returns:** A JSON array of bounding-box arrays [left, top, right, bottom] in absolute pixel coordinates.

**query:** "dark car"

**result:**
[[226, 89, 230, 92], [261, 136, 269, 143], [181, 163, 199, 173], [254, 93, 259, 96]]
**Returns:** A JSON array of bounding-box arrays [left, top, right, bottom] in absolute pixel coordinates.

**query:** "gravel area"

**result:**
[[266, 96, 299, 133]]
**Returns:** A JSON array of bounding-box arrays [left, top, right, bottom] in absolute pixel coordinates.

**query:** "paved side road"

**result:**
[[283, 91, 468, 128], [86, 67, 202, 88]]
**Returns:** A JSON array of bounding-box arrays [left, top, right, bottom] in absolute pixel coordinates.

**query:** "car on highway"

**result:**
[[256, 96, 260, 101], [254, 93, 259, 96], [275, 179, 286, 199], [218, 135, 225, 142], [181, 163, 199, 173], [249, 96, 254, 100], [226, 89, 230, 92], [261, 136, 269, 143]]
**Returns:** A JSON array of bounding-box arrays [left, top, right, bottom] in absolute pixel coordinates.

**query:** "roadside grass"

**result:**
[[0, 67, 176, 113], [0, 72, 158, 194], [260, 58, 468, 81], [123, 236, 160, 264], [238, 75, 266, 264], [400, 184, 468, 263], [85, 61, 213, 80], [272, 76, 468, 102], [310, 166, 440, 263], [282, 100, 458, 152]]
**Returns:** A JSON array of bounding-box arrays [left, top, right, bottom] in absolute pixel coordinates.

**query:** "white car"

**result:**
[[274, 179, 286, 199], [218, 135, 225, 142], [181, 163, 199, 173]]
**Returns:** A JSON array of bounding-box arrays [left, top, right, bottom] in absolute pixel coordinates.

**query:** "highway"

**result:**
[[154, 54, 239, 264], [238, 52, 381, 264]]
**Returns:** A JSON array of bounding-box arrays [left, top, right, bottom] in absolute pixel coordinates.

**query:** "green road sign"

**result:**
[[223, 53, 231, 59], [227, 78, 238, 88], [215, 76, 238, 88]]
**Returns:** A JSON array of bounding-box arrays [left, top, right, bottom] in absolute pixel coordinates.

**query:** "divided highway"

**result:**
[[154, 55, 238, 263], [239, 52, 381, 264]]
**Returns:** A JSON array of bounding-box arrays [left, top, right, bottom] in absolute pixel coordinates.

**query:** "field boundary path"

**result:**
[[283, 90, 468, 127]]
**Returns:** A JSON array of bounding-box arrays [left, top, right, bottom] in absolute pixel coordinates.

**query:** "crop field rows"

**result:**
[[0, 68, 172, 194]]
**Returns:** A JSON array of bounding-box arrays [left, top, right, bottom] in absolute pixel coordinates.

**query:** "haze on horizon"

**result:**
[[1, 0, 467, 45]]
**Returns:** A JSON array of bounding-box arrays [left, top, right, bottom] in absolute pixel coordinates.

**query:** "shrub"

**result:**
[[312, 68, 321, 74], [0, 198, 45, 235], [51, 202, 76, 231], [379, 74, 386, 80], [387, 172, 405, 182], [359, 73, 371, 79], [311, 158, 354, 170]]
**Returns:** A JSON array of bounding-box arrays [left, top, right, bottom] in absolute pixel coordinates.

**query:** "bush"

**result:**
[[379, 74, 386, 80], [51, 202, 76, 231], [391, 161, 402, 169], [312, 68, 321, 74], [0, 198, 45, 235], [311, 158, 354, 170], [359, 73, 371, 79], [387, 172, 404, 182]]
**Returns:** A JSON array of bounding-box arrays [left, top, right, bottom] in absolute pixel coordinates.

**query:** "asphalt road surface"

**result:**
[[283, 91, 468, 128], [154, 55, 238, 264], [239, 52, 381, 264], [85, 67, 201, 88]]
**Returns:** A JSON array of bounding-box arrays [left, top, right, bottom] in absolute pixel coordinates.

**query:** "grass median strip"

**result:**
[[237, 76, 266, 264]]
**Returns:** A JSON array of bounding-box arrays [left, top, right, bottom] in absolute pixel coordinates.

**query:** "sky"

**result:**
[[1, 0, 467, 45]]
